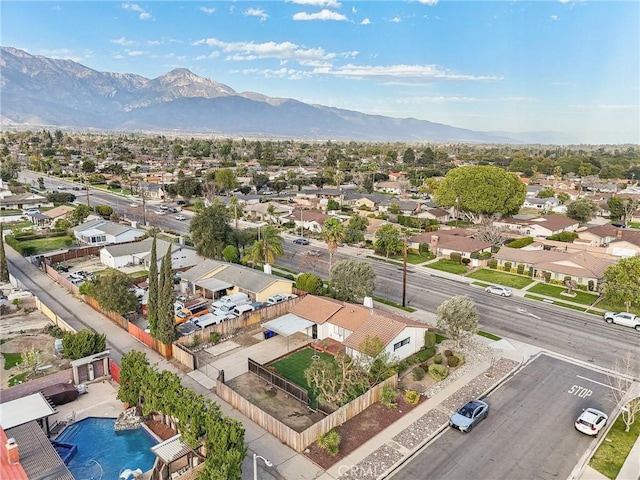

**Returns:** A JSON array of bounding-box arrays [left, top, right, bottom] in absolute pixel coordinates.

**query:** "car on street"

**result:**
[[307, 250, 322, 256], [485, 285, 513, 297], [575, 408, 608, 437], [129, 203, 138, 207], [23, 209, 40, 215], [293, 238, 310, 245], [449, 399, 489, 433], [175, 214, 187, 221], [155, 210, 166, 215], [603, 311, 640, 330]]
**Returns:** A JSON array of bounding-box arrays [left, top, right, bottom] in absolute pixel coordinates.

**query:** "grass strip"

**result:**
[[372, 296, 417, 312], [478, 330, 502, 341], [589, 412, 640, 479], [524, 294, 588, 312], [466, 269, 534, 289]]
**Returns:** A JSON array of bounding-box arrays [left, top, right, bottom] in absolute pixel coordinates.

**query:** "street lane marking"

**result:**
[[576, 375, 624, 392], [568, 384, 593, 398]]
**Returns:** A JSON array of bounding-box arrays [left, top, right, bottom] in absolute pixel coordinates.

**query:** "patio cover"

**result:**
[[151, 434, 193, 463], [194, 277, 233, 293], [78, 228, 104, 237], [0, 393, 55, 430], [262, 313, 314, 336]]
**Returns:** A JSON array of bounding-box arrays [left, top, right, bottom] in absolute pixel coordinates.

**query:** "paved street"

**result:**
[[390, 354, 617, 480]]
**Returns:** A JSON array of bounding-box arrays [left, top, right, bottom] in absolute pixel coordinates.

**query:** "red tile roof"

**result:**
[[0, 428, 29, 480]]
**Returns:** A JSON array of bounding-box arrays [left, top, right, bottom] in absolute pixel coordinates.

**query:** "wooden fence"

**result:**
[[44, 264, 80, 294], [172, 343, 196, 370], [248, 358, 309, 404], [216, 372, 398, 452], [110, 360, 121, 384]]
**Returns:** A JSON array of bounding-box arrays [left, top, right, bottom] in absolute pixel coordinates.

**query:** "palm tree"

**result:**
[[322, 217, 345, 268], [266, 203, 277, 224], [243, 225, 284, 266]]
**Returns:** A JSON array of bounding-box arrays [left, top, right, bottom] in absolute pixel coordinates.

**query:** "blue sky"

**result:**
[[2, 1, 638, 144]]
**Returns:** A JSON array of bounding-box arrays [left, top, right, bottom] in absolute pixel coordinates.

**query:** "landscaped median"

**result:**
[[589, 412, 640, 479]]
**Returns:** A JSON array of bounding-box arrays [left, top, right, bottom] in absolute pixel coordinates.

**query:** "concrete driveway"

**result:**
[[390, 354, 618, 480]]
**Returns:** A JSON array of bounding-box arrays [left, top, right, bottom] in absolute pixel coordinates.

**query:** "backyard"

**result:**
[[6, 234, 76, 255]]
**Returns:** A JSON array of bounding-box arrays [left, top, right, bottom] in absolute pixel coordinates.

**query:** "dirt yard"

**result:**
[[0, 309, 69, 389]]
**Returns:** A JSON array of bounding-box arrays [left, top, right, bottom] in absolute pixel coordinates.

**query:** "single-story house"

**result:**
[[494, 215, 580, 237], [375, 181, 404, 195], [282, 209, 333, 233], [343, 192, 388, 211], [522, 197, 562, 212], [492, 247, 616, 288], [415, 207, 451, 223], [244, 202, 294, 223], [0, 192, 52, 211], [73, 219, 146, 246], [139, 182, 165, 200], [287, 296, 429, 361], [408, 230, 492, 259], [180, 259, 294, 302], [39, 205, 75, 228], [100, 237, 203, 270]]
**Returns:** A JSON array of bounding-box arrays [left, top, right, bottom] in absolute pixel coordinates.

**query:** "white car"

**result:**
[[575, 408, 608, 437], [485, 285, 513, 297], [129, 203, 138, 207], [23, 209, 40, 215], [175, 214, 187, 221], [603, 312, 640, 331]]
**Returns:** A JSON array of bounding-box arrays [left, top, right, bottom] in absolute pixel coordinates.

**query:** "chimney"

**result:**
[[363, 296, 373, 309], [6, 438, 19, 465], [616, 229, 623, 238]]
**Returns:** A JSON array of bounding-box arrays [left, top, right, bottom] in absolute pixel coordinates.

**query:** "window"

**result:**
[[393, 337, 410, 351], [333, 325, 344, 336]]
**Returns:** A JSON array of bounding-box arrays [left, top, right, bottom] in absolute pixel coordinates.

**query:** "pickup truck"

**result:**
[[603, 311, 640, 331]]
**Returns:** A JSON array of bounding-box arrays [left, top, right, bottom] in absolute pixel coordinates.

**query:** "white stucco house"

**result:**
[[100, 237, 203, 270], [73, 219, 146, 246]]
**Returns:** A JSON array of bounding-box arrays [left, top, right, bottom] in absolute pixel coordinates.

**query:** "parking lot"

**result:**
[[391, 354, 617, 480]]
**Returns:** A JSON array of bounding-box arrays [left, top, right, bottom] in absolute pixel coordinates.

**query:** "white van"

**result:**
[[193, 312, 232, 329], [212, 292, 250, 310], [231, 304, 255, 317], [7, 290, 34, 301]]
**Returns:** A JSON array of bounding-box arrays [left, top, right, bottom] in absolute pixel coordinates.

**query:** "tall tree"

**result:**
[[434, 166, 526, 223], [214, 168, 238, 195], [330, 259, 376, 302], [147, 236, 159, 336], [436, 295, 478, 348], [322, 217, 345, 268], [156, 247, 175, 344], [80, 270, 138, 314], [374, 223, 402, 258], [602, 257, 640, 312], [189, 200, 232, 259], [566, 198, 599, 223], [344, 214, 369, 245], [243, 225, 283, 265], [0, 223, 9, 282]]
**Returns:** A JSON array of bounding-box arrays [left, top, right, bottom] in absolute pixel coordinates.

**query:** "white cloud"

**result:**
[[121, 3, 152, 20], [126, 50, 147, 57], [551, 15, 558, 20], [314, 64, 500, 82], [415, 0, 439, 5], [397, 96, 482, 104], [110, 37, 137, 46], [286, 0, 342, 7], [200, 7, 216, 15], [52, 5, 61, 11], [352, 7, 357, 14], [293, 9, 348, 21], [244, 8, 268, 22], [390, 16, 401, 23], [571, 104, 639, 111], [361, 18, 371, 25]]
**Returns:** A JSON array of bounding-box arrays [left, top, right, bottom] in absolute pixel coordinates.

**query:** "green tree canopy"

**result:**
[[434, 165, 526, 222], [147, 236, 159, 337], [344, 214, 369, 244], [222, 245, 240, 263], [330, 259, 376, 302], [214, 168, 238, 194], [374, 223, 402, 258], [66, 204, 93, 225], [436, 295, 478, 347], [82, 270, 138, 314], [189, 200, 233, 259], [566, 198, 599, 223], [243, 225, 283, 265], [295, 272, 324, 294], [156, 247, 175, 344], [62, 329, 107, 360], [0, 223, 9, 282], [602, 257, 640, 312]]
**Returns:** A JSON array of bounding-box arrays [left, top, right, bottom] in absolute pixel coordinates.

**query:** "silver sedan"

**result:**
[[449, 399, 489, 433]]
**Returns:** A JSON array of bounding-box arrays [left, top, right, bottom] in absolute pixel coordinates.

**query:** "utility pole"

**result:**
[[85, 177, 90, 207], [402, 236, 408, 308], [140, 181, 147, 226]]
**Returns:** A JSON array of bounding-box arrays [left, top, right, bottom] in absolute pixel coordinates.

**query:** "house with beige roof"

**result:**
[[283, 209, 333, 233], [578, 226, 640, 257], [287, 296, 429, 361], [493, 247, 616, 288], [408, 229, 492, 260], [494, 215, 579, 237]]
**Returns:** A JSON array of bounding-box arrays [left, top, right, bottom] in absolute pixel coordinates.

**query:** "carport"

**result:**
[[193, 278, 233, 300], [262, 313, 314, 351]]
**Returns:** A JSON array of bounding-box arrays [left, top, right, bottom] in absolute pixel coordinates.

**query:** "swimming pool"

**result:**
[[55, 417, 158, 479]]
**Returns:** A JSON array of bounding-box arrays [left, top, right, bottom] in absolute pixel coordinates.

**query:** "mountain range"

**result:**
[[1, 46, 550, 143]]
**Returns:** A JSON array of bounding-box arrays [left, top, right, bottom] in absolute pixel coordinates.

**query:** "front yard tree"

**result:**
[[243, 225, 283, 265], [436, 295, 479, 347], [21, 347, 43, 377], [117, 350, 151, 407], [608, 353, 640, 432], [189, 200, 233, 259], [295, 272, 324, 294], [602, 257, 640, 312], [0, 223, 9, 282], [85, 270, 138, 315], [330, 259, 375, 302], [304, 353, 368, 407], [566, 198, 599, 224], [156, 247, 175, 344], [322, 217, 345, 268], [67, 204, 92, 225], [374, 223, 402, 258], [214, 168, 238, 195], [147, 235, 159, 337], [434, 166, 526, 223], [343, 214, 369, 245]]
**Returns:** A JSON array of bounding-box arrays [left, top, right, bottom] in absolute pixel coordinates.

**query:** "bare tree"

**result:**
[[608, 352, 640, 433], [476, 217, 509, 246], [436, 295, 479, 348]]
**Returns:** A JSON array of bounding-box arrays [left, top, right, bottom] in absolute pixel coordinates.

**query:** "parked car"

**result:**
[[175, 214, 187, 221], [266, 294, 289, 305], [7, 290, 34, 301], [575, 408, 608, 437], [23, 209, 40, 215], [160, 204, 169, 210], [129, 203, 138, 207], [293, 238, 310, 245], [176, 321, 198, 337], [307, 250, 322, 256], [485, 285, 513, 297], [603, 312, 640, 331], [449, 399, 489, 433]]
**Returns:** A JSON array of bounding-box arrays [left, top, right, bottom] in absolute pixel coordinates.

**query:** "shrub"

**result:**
[[209, 332, 221, 344], [424, 331, 436, 349], [461, 258, 471, 265], [454, 352, 465, 365], [428, 364, 449, 381], [447, 355, 459, 367], [317, 429, 341, 456], [507, 237, 534, 248], [412, 367, 426, 381], [380, 385, 398, 409], [191, 336, 201, 348], [517, 264, 525, 275], [405, 390, 420, 405], [450, 252, 462, 264], [547, 231, 578, 242], [504, 261, 512, 272], [433, 354, 443, 364], [588, 280, 594, 291], [529, 266, 535, 277], [416, 347, 435, 363], [62, 329, 107, 360], [544, 271, 552, 282], [488, 259, 498, 269], [45, 325, 65, 338], [444, 349, 453, 357]]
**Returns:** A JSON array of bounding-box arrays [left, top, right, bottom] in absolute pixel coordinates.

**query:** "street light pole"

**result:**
[[402, 236, 408, 308], [253, 453, 273, 480]]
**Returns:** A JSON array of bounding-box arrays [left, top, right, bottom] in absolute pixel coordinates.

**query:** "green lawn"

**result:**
[[2, 352, 23, 369], [467, 269, 534, 289], [590, 412, 640, 479], [527, 283, 599, 306], [14, 235, 76, 254], [425, 259, 468, 275], [8, 372, 27, 387], [478, 330, 502, 341], [524, 294, 589, 312], [373, 296, 417, 313], [389, 253, 435, 265], [269, 347, 335, 408], [0, 209, 22, 216]]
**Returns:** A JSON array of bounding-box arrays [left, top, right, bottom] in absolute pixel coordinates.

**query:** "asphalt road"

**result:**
[[389, 353, 617, 480]]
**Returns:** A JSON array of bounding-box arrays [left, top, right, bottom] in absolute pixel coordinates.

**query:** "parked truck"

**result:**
[[174, 299, 210, 324], [212, 292, 250, 311]]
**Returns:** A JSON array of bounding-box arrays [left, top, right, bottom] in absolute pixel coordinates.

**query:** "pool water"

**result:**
[[55, 417, 158, 479]]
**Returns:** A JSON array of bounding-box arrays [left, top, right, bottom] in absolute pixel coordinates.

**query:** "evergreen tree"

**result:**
[[156, 247, 175, 344], [147, 236, 159, 336], [0, 224, 9, 282]]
